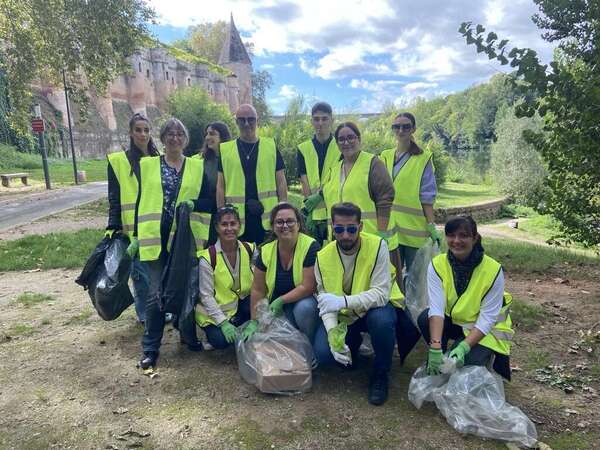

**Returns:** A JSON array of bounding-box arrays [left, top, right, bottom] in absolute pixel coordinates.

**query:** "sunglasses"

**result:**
[[391, 123, 413, 132], [236, 117, 257, 125], [218, 204, 238, 213], [333, 224, 359, 235]]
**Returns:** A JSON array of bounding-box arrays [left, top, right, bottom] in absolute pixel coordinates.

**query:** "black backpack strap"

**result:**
[[208, 245, 217, 270]]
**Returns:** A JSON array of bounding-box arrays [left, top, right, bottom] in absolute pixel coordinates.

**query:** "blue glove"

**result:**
[[317, 293, 347, 316]]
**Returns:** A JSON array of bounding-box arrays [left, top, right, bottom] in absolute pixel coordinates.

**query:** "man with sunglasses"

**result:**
[[217, 104, 288, 244], [313, 202, 402, 406], [297, 102, 340, 245]]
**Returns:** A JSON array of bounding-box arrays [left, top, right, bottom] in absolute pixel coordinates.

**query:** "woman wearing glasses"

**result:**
[[195, 205, 255, 349], [379, 112, 439, 275], [194, 122, 232, 245], [242, 202, 320, 343], [127, 118, 206, 369]]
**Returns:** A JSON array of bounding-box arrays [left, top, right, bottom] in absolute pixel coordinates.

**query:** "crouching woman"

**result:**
[[195, 205, 255, 348], [418, 216, 514, 379]]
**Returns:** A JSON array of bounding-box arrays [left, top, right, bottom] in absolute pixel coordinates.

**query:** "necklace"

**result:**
[[243, 141, 258, 160]]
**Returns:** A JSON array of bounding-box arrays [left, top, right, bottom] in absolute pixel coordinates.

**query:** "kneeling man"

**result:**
[[314, 202, 402, 405]]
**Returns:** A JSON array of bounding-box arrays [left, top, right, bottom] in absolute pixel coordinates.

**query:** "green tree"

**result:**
[[460, 0, 600, 247], [0, 0, 155, 132], [173, 21, 227, 64], [252, 70, 273, 124], [166, 87, 236, 155]]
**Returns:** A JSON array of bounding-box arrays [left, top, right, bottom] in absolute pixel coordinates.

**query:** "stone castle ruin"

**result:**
[[37, 16, 252, 158]]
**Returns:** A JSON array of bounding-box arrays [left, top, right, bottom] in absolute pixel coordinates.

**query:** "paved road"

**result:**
[[0, 182, 107, 232]]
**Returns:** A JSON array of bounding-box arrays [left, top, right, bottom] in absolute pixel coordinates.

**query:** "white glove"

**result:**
[[331, 344, 352, 366], [317, 293, 347, 316]]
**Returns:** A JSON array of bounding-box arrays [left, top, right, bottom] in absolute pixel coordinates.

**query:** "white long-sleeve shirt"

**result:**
[[315, 239, 391, 331], [427, 262, 504, 335]]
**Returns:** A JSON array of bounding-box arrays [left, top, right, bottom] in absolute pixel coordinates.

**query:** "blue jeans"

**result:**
[[314, 303, 397, 372], [283, 296, 319, 343], [141, 258, 167, 354], [130, 257, 149, 322], [203, 296, 251, 349]]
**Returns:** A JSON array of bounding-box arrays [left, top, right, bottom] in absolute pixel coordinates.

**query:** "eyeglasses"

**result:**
[[236, 117, 257, 125], [274, 218, 297, 228], [166, 132, 185, 139], [337, 135, 358, 144], [333, 224, 359, 235], [391, 123, 413, 132]]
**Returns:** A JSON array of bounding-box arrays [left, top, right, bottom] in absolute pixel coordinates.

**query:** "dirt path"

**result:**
[[0, 266, 598, 449]]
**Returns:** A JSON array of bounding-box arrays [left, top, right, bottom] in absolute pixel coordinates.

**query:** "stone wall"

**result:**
[[434, 198, 508, 223]]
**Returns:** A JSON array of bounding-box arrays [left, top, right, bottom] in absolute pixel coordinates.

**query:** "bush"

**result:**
[[490, 108, 547, 207], [165, 87, 236, 155], [0, 144, 42, 170]]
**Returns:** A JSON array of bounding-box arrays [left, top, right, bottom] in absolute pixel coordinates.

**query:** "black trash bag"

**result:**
[[161, 203, 198, 317], [76, 233, 134, 320]]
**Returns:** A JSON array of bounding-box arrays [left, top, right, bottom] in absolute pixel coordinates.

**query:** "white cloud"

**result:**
[[260, 64, 275, 70], [403, 82, 439, 91], [278, 84, 298, 99], [485, 0, 506, 26]]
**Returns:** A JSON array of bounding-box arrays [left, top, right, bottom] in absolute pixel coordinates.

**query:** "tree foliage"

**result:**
[[172, 21, 227, 64], [166, 87, 236, 155], [460, 0, 600, 247], [0, 0, 155, 133], [252, 70, 273, 124]]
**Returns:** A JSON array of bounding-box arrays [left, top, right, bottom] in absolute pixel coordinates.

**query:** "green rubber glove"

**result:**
[[327, 323, 348, 352], [426, 223, 441, 246], [304, 212, 316, 236], [126, 237, 139, 258], [303, 192, 323, 213], [219, 320, 237, 344], [105, 229, 115, 238], [182, 200, 195, 211], [427, 348, 443, 376], [241, 319, 258, 342], [270, 297, 285, 316], [448, 340, 471, 366]]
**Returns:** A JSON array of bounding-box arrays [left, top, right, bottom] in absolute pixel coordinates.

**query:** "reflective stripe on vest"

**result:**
[[380, 148, 432, 249], [261, 233, 316, 301], [322, 151, 380, 238], [432, 253, 514, 355], [195, 241, 254, 327], [298, 138, 340, 221], [107, 151, 139, 237], [316, 232, 404, 325], [220, 138, 278, 235], [137, 156, 203, 261]]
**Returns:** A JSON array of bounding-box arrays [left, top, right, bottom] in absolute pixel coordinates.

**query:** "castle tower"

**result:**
[[218, 14, 253, 106]]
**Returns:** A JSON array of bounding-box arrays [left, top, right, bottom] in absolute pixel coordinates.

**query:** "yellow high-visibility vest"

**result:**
[[379, 148, 432, 249], [432, 253, 514, 355], [297, 138, 340, 221], [316, 232, 404, 325], [260, 233, 316, 301], [220, 138, 279, 235], [107, 151, 138, 236], [137, 156, 204, 261], [195, 241, 255, 327]]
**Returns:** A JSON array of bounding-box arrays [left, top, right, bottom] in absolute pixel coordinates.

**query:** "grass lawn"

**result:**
[[436, 182, 502, 208], [5, 158, 108, 184]]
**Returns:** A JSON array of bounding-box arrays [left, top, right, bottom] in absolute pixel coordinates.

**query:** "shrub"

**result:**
[[0, 144, 42, 170]]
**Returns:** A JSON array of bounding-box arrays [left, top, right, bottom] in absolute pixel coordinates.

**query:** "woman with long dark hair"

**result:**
[[106, 112, 160, 323], [418, 216, 514, 380]]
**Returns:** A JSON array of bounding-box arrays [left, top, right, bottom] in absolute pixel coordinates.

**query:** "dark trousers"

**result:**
[[141, 258, 167, 354], [203, 296, 251, 349], [417, 308, 493, 366], [239, 212, 265, 244], [314, 303, 397, 372], [395, 307, 421, 364]]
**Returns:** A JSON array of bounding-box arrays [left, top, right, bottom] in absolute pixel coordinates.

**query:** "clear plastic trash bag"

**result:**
[[408, 365, 450, 409], [432, 366, 538, 448], [236, 301, 315, 395], [404, 241, 439, 326]]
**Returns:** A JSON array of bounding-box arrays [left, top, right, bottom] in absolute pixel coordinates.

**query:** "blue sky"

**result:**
[[148, 0, 555, 115]]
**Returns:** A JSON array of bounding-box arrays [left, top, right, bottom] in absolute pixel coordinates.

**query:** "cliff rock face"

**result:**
[[38, 16, 252, 158]]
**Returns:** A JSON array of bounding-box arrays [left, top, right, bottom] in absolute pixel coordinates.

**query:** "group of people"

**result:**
[[106, 102, 514, 406]]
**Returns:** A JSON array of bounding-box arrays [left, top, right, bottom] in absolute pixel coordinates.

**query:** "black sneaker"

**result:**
[[368, 370, 389, 406], [139, 351, 158, 369]]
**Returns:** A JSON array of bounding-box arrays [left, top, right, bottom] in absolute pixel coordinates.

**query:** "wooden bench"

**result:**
[[0, 172, 29, 187]]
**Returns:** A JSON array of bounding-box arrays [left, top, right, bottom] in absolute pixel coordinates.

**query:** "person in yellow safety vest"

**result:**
[[126, 118, 205, 369], [216, 104, 288, 245], [314, 202, 402, 406], [379, 112, 439, 285], [242, 202, 321, 343], [418, 216, 514, 380], [298, 102, 340, 245], [192, 122, 232, 246], [106, 113, 161, 324], [196, 205, 255, 349]]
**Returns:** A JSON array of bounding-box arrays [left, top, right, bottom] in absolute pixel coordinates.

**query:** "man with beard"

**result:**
[[313, 202, 401, 406]]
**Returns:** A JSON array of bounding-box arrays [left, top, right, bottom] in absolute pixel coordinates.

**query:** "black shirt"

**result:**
[[255, 240, 320, 300], [296, 134, 333, 178], [217, 138, 285, 201], [194, 152, 218, 213]]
